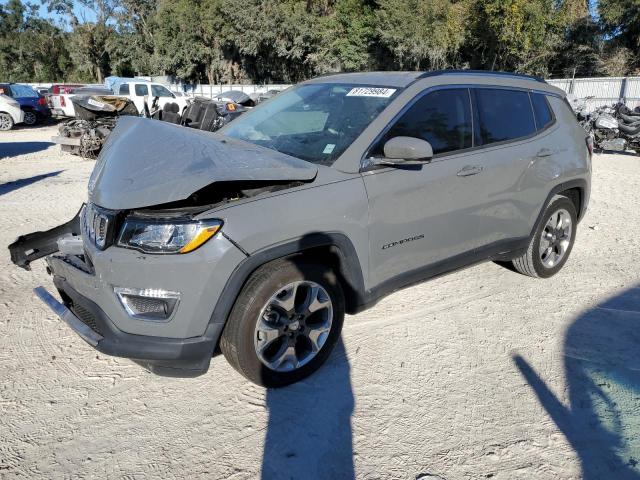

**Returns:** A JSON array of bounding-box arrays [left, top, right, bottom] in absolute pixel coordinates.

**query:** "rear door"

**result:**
[[363, 87, 487, 286], [467, 88, 550, 246]]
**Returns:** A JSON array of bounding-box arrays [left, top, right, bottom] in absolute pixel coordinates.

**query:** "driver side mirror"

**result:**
[[372, 136, 434, 166]]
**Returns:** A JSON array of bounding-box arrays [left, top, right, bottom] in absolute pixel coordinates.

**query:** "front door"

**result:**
[[363, 87, 487, 287]]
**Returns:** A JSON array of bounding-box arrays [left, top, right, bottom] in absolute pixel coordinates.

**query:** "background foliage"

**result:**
[[0, 0, 638, 83]]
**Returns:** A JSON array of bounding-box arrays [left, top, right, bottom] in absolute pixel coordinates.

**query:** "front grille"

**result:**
[[70, 303, 102, 336], [82, 203, 117, 250]]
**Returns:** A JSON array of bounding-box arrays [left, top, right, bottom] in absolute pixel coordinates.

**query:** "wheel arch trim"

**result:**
[[530, 178, 588, 238], [208, 232, 366, 330]]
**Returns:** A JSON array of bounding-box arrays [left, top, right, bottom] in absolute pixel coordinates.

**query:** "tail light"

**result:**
[[52, 85, 60, 94], [37, 96, 47, 106], [586, 136, 594, 157], [60, 96, 66, 107]]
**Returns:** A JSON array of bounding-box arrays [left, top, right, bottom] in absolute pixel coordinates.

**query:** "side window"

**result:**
[[119, 84, 130, 95], [375, 88, 472, 156], [134, 84, 149, 97], [474, 89, 536, 145], [531, 93, 554, 131]]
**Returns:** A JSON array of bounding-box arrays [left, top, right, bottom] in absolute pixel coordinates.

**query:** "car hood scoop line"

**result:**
[[88, 116, 318, 210]]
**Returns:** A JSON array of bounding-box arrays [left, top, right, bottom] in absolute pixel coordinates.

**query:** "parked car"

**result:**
[[9, 71, 591, 387], [0, 83, 51, 125], [215, 90, 255, 107], [255, 89, 281, 103], [0, 93, 25, 130], [48, 84, 85, 117]]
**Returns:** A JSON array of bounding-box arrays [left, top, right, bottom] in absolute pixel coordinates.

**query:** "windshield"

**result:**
[[10, 84, 39, 98], [221, 83, 400, 165]]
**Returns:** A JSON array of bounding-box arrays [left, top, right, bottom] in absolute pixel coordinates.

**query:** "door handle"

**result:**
[[536, 148, 554, 157], [457, 165, 483, 177]]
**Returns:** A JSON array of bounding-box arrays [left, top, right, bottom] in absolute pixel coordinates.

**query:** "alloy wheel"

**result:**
[[23, 111, 37, 125], [254, 280, 333, 372], [0, 114, 12, 131], [539, 208, 572, 268]]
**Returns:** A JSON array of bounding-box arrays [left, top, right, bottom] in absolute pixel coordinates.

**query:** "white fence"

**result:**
[[28, 76, 640, 109], [548, 76, 640, 111]]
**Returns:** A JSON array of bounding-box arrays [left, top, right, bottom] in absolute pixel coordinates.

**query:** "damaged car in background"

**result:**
[[9, 71, 590, 387], [54, 90, 247, 158]]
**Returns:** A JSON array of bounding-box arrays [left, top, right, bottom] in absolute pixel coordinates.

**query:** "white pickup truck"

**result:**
[[115, 81, 191, 116], [48, 84, 85, 117], [50, 81, 190, 118]]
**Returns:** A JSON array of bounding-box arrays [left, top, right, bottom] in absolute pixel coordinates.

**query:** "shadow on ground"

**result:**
[[514, 284, 640, 479], [261, 339, 354, 480], [0, 171, 63, 196], [0, 141, 54, 158]]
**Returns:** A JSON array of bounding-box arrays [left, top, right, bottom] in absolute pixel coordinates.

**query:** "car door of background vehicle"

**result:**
[[150, 84, 179, 111], [363, 87, 488, 287]]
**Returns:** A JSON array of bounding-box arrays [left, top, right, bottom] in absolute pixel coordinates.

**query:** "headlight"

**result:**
[[117, 217, 223, 254]]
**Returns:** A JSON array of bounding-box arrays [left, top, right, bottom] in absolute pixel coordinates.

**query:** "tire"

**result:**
[[511, 196, 577, 278], [220, 259, 345, 388], [0, 112, 14, 131], [23, 110, 37, 126]]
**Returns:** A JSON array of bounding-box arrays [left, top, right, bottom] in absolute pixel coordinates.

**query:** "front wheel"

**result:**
[[511, 196, 577, 278], [220, 259, 345, 387]]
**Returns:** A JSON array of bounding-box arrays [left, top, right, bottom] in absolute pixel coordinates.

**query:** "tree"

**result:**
[[375, 0, 470, 70], [599, 0, 640, 73], [0, 0, 72, 81]]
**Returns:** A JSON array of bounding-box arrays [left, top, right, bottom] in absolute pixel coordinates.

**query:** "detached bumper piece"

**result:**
[[35, 277, 223, 378], [34, 286, 103, 347]]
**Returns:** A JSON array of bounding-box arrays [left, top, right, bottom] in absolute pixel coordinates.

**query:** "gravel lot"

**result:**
[[1, 124, 639, 480]]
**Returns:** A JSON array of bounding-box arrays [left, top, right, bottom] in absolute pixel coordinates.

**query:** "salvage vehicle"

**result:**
[[53, 95, 139, 157], [0, 93, 25, 130], [9, 71, 591, 387], [0, 83, 51, 125]]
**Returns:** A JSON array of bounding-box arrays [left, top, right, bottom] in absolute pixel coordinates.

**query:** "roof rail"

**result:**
[[418, 70, 546, 83]]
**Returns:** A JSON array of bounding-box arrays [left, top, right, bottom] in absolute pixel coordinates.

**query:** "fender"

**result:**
[[529, 178, 589, 238], [207, 232, 367, 329]]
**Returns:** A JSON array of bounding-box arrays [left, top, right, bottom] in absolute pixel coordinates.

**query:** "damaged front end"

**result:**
[[8, 115, 318, 377], [9, 206, 83, 270]]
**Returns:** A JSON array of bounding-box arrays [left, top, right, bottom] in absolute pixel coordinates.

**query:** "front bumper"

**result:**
[[37, 276, 224, 377]]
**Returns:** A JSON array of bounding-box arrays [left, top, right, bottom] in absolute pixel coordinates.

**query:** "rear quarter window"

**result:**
[[474, 89, 536, 145], [531, 93, 554, 131], [119, 84, 130, 95]]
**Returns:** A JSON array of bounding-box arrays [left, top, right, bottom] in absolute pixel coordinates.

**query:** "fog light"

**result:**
[[114, 287, 180, 321]]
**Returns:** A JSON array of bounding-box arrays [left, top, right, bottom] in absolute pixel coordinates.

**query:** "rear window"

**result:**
[[9, 84, 39, 98], [531, 93, 554, 131], [474, 89, 536, 145]]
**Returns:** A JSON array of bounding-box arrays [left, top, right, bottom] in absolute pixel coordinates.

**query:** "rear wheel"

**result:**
[[0, 113, 14, 131], [511, 196, 577, 278], [23, 110, 37, 126], [220, 259, 345, 387]]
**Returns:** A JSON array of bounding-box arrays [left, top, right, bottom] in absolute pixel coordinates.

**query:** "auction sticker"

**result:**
[[346, 87, 396, 98]]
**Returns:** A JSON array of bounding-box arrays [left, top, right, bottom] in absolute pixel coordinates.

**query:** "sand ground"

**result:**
[[1, 124, 639, 480]]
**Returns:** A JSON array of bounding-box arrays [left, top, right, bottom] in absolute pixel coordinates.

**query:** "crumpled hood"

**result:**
[[88, 116, 318, 210]]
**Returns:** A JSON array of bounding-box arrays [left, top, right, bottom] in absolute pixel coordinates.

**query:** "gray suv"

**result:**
[[10, 71, 591, 387]]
